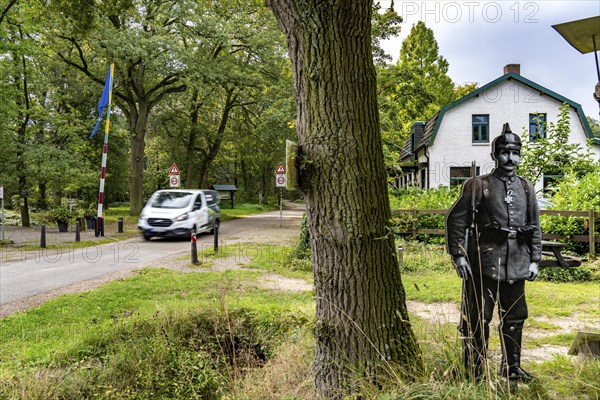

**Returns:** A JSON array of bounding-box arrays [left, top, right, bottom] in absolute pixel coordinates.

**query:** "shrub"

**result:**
[[390, 187, 459, 244], [48, 206, 72, 224], [540, 169, 600, 255], [289, 213, 311, 261], [538, 266, 593, 283], [83, 205, 97, 219]]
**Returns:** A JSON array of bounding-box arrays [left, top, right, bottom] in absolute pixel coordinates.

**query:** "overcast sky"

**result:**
[[379, 1, 600, 120]]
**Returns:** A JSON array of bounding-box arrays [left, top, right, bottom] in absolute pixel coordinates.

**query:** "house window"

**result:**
[[529, 113, 547, 140], [472, 115, 489, 143], [450, 166, 480, 187], [542, 173, 562, 194]]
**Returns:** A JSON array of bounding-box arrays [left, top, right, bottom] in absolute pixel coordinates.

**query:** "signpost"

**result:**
[[169, 163, 181, 188], [275, 162, 286, 227]]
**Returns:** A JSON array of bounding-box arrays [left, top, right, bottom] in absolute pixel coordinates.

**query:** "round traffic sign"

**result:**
[[170, 175, 181, 187], [277, 176, 285, 184]]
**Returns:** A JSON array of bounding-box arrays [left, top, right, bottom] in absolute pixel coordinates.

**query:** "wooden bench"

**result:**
[[569, 332, 600, 361], [539, 240, 586, 268]]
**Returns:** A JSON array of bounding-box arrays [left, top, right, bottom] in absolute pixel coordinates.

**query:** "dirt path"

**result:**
[[406, 300, 599, 362]]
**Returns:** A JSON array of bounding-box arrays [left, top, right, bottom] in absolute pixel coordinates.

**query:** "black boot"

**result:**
[[500, 322, 534, 382]]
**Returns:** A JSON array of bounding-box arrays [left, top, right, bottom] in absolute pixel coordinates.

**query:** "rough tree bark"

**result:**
[[266, 1, 422, 397]]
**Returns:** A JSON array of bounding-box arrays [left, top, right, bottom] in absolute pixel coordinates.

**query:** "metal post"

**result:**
[[75, 220, 80, 242], [40, 224, 46, 248], [214, 222, 219, 253], [397, 243, 404, 266], [279, 189, 283, 228], [191, 232, 198, 264], [118, 217, 124, 233]]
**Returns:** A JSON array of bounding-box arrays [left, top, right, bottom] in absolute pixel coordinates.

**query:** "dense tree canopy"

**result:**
[[0, 0, 295, 220], [377, 21, 477, 176]]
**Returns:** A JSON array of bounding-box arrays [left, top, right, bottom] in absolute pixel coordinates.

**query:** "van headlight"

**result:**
[[139, 213, 147, 220], [176, 213, 189, 221]]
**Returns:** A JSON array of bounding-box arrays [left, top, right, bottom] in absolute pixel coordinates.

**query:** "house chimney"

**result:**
[[504, 64, 520, 75]]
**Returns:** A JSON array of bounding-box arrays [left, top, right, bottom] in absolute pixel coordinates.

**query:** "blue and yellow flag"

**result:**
[[90, 66, 113, 139]]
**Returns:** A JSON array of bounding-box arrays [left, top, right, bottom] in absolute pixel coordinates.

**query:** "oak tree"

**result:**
[[267, 1, 422, 397]]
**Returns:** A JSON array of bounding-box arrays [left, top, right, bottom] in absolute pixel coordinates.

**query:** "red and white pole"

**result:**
[[95, 63, 114, 237]]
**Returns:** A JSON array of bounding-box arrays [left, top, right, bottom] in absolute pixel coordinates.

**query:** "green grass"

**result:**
[[220, 203, 279, 222], [0, 268, 314, 399], [1, 241, 599, 399]]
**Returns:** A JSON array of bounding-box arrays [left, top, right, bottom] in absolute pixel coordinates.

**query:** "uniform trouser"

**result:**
[[460, 274, 528, 377]]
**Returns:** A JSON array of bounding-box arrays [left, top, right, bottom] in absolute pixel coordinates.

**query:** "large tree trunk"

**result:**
[[128, 99, 149, 215], [267, 1, 422, 397], [15, 47, 30, 227]]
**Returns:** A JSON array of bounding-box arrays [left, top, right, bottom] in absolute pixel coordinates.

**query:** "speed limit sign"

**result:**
[[276, 175, 286, 188], [170, 175, 181, 188]]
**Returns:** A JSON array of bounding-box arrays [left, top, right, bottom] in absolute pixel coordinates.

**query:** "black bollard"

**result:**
[[213, 222, 219, 253], [40, 224, 46, 248], [75, 221, 80, 242], [117, 217, 124, 233], [191, 232, 198, 265]]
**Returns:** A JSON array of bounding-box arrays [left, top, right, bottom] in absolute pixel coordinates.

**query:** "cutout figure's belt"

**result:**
[[481, 225, 535, 239]]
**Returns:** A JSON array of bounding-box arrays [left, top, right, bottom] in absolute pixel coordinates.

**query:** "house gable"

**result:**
[[427, 72, 596, 146]]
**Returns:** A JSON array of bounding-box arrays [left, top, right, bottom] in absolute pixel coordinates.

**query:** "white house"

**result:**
[[398, 64, 600, 193]]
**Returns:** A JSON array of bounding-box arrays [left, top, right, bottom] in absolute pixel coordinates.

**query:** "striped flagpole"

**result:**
[[96, 63, 115, 237]]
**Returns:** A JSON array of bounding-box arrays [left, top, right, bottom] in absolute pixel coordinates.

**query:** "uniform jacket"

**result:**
[[445, 169, 542, 281]]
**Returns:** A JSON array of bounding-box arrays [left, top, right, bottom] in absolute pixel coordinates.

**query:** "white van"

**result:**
[[137, 189, 220, 240]]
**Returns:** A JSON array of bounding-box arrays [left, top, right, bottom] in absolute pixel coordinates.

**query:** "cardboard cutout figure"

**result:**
[[445, 123, 542, 381]]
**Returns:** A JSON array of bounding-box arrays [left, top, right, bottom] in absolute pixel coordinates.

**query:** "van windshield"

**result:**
[[150, 192, 194, 209]]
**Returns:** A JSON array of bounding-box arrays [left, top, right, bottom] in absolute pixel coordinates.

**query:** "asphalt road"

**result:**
[[0, 206, 304, 306]]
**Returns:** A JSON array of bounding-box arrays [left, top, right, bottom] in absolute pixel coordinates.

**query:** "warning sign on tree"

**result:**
[[169, 163, 181, 175]]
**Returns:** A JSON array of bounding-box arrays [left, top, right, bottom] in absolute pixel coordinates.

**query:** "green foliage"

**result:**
[[377, 21, 465, 170], [48, 205, 72, 223], [390, 187, 459, 243], [540, 169, 600, 255], [586, 116, 600, 138], [290, 213, 311, 260], [538, 266, 593, 283], [518, 103, 598, 185], [0, 269, 313, 399], [399, 241, 453, 275], [285, 214, 312, 273], [371, 2, 402, 64], [83, 205, 97, 219]]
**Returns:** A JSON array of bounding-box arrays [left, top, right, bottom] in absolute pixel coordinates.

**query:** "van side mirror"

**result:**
[[193, 203, 201, 211]]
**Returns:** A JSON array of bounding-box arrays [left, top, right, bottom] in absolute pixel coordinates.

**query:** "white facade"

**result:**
[[424, 78, 599, 192]]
